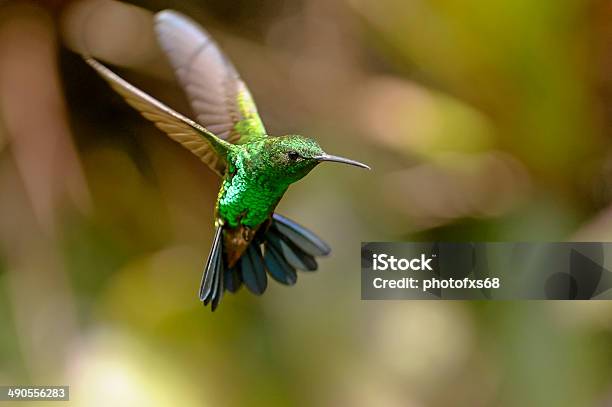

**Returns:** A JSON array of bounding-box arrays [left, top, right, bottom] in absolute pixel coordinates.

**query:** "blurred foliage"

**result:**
[[0, 0, 612, 406]]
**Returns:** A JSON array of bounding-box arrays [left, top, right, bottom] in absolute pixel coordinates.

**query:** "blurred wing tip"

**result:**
[[154, 9, 204, 32], [154, 9, 184, 22]]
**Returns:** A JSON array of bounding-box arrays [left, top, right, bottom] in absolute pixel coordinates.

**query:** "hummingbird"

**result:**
[[84, 10, 369, 310]]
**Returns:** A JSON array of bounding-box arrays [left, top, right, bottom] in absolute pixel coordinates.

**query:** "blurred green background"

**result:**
[[0, 0, 612, 406]]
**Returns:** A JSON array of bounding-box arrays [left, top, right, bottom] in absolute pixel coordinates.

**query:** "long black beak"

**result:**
[[314, 154, 370, 170]]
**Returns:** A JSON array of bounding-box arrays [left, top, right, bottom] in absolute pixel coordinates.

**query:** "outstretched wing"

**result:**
[[155, 10, 267, 144], [85, 57, 231, 176]]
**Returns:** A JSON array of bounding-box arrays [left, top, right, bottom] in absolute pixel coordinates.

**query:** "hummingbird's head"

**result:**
[[265, 135, 370, 184]]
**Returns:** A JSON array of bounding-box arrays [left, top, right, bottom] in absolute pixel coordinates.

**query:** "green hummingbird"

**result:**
[[85, 10, 369, 310]]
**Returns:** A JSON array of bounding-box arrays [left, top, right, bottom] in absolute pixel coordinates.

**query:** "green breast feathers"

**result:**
[[217, 145, 290, 228]]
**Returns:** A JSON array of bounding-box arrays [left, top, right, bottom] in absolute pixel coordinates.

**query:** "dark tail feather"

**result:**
[[240, 244, 268, 295], [224, 265, 242, 293], [200, 226, 223, 308], [260, 213, 330, 285], [272, 213, 331, 257], [210, 259, 224, 311], [267, 229, 317, 271], [263, 237, 298, 285]]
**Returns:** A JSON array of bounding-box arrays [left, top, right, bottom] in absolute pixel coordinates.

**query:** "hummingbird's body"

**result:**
[[217, 141, 288, 266], [218, 142, 288, 230], [85, 10, 369, 310], [218, 136, 330, 266]]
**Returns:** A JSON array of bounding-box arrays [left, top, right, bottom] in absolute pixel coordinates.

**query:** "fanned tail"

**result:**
[[199, 214, 331, 311]]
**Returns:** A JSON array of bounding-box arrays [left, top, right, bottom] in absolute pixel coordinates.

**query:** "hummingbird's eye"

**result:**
[[287, 151, 300, 161]]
